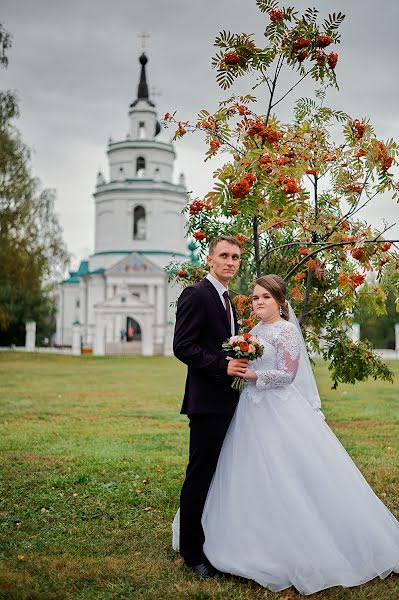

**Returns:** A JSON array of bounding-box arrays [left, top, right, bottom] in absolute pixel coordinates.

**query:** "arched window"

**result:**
[[136, 156, 145, 177], [133, 205, 146, 240]]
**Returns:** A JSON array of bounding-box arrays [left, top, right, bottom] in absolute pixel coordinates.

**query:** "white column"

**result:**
[[106, 318, 113, 343], [25, 321, 36, 352], [142, 313, 154, 356], [164, 321, 174, 356], [348, 322, 360, 343], [148, 284, 155, 306], [94, 313, 105, 356], [87, 324, 95, 348], [395, 323, 399, 353], [72, 322, 82, 356]]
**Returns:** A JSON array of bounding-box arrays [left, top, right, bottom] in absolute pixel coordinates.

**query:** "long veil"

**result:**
[[287, 302, 325, 419]]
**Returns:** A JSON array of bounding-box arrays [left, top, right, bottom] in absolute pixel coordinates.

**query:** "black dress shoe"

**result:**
[[183, 562, 217, 579]]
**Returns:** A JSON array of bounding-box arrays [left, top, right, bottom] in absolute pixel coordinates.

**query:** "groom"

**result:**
[[173, 235, 248, 578]]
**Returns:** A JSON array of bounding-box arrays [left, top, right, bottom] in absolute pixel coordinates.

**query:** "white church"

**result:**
[[55, 53, 189, 356]]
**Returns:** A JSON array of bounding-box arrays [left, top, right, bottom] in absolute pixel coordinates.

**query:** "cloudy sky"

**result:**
[[2, 0, 399, 269]]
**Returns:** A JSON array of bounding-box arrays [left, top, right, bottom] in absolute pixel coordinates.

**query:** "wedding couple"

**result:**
[[172, 234, 399, 595]]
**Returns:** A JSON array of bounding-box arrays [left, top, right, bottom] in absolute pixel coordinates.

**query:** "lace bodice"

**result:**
[[248, 320, 301, 389]]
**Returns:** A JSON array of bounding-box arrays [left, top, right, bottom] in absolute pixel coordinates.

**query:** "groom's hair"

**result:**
[[208, 235, 243, 255]]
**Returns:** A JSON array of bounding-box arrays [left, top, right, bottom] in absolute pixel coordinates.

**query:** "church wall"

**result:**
[[94, 190, 187, 259], [56, 283, 80, 346], [86, 275, 106, 326], [108, 145, 174, 183]]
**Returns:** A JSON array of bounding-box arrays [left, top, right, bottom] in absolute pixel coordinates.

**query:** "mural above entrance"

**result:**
[[107, 252, 162, 275]]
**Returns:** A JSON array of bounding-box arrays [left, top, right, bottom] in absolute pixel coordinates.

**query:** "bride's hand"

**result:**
[[243, 368, 257, 382]]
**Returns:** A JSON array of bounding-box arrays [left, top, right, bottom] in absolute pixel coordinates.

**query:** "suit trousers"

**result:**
[[179, 413, 232, 566]]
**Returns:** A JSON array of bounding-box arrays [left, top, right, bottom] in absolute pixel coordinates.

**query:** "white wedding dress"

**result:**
[[172, 320, 399, 595]]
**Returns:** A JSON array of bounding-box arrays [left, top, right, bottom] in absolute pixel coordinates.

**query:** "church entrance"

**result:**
[[126, 316, 142, 342]]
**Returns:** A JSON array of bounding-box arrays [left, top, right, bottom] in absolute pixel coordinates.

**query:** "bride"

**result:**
[[173, 274, 399, 595]]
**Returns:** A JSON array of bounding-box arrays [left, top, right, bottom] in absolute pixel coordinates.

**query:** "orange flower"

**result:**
[[243, 172, 256, 185], [235, 106, 249, 117], [317, 35, 333, 48], [292, 284, 304, 300], [244, 319, 255, 329], [338, 273, 348, 285], [283, 178, 301, 194], [233, 294, 252, 311], [275, 156, 290, 166], [351, 248, 365, 260], [224, 51, 240, 66], [297, 49, 309, 63], [264, 125, 282, 144], [293, 37, 311, 51], [243, 332, 251, 340], [259, 153, 273, 164], [193, 231, 206, 241], [189, 200, 212, 214], [346, 184, 362, 194], [327, 52, 338, 69], [240, 341, 249, 352], [381, 156, 393, 171], [247, 120, 266, 137], [269, 8, 283, 22], [294, 271, 306, 282], [177, 270, 187, 277], [306, 259, 317, 271], [353, 120, 366, 140], [231, 178, 251, 199], [381, 242, 392, 252], [209, 139, 220, 151], [350, 273, 365, 287]]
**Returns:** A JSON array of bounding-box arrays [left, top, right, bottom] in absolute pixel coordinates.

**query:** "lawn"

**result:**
[[0, 352, 398, 600]]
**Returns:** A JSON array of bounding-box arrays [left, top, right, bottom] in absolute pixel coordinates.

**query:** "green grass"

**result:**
[[0, 352, 398, 600]]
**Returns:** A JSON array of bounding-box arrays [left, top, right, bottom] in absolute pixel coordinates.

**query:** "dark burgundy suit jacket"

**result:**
[[173, 278, 240, 416]]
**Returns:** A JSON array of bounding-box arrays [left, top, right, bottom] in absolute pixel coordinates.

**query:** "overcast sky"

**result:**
[[2, 0, 399, 269]]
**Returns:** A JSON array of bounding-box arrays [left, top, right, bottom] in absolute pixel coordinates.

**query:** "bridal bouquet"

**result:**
[[223, 332, 264, 390]]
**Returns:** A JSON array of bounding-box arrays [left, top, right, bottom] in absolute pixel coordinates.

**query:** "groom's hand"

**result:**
[[227, 358, 249, 377]]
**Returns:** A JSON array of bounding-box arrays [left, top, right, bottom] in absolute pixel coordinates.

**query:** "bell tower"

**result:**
[[90, 52, 188, 272]]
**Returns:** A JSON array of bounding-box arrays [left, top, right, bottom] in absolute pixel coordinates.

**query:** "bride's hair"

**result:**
[[253, 274, 289, 321]]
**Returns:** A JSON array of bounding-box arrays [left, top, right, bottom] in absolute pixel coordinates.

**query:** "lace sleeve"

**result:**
[[255, 323, 301, 389]]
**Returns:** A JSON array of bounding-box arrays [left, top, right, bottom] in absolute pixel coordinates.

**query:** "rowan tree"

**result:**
[[164, 2, 399, 388]]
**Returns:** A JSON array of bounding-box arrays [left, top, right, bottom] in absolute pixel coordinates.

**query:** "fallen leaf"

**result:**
[[174, 584, 183, 592], [143, 506, 153, 512]]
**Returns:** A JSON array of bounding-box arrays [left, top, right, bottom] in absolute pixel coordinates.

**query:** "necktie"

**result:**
[[223, 290, 232, 331]]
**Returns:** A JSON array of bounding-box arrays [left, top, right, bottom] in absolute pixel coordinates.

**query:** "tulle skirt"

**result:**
[[175, 383, 399, 594]]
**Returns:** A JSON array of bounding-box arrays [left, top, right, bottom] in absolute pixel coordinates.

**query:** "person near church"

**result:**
[[173, 235, 247, 579]]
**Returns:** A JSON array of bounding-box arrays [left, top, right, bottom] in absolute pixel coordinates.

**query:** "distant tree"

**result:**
[[355, 286, 397, 350], [0, 23, 68, 345]]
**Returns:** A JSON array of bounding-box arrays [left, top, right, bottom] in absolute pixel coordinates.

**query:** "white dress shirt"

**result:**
[[206, 273, 235, 336]]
